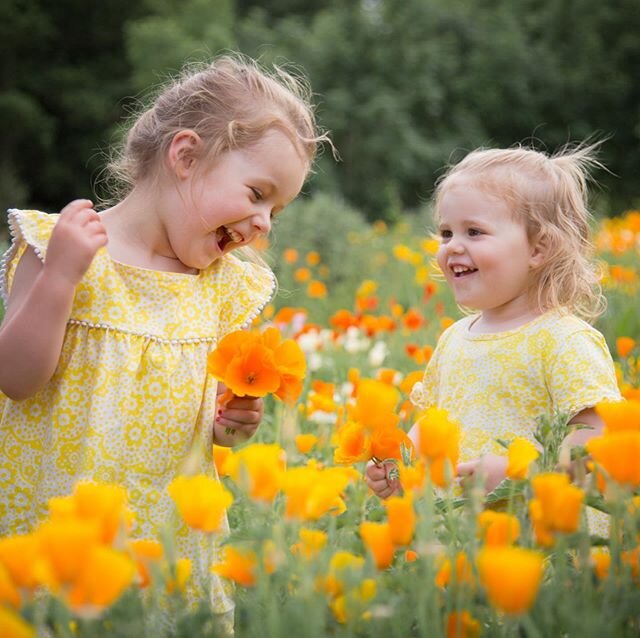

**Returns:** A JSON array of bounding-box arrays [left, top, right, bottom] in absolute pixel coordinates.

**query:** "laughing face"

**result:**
[[167, 128, 308, 271], [435, 182, 543, 325]]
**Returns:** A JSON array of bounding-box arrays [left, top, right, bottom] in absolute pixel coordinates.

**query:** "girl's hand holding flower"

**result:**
[[208, 327, 306, 446], [214, 382, 264, 445], [365, 461, 402, 499]]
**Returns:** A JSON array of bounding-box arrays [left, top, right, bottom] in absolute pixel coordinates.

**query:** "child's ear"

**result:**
[[168, 129, 203, 178], [529, 235, 547, 269]]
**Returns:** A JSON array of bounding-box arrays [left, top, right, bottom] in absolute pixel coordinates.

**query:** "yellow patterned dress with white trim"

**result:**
[[0, 209, 275, 617]]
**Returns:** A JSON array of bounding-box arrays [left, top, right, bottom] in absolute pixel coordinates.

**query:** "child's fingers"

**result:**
[[217, 407, 261, 426], [366, 463, 386, 480], [61, 198, 93, 212], [456, 461, 476, 477]]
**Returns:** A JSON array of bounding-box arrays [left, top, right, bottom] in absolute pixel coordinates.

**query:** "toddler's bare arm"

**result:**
[[0, 200, 107, 400]]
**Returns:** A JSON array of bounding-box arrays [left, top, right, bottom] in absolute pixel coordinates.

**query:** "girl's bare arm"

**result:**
[[0, 200, 107, 400]]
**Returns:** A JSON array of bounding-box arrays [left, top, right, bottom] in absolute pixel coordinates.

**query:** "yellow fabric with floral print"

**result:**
[[0, 209, 275, 614], [410, 311, 621, 535]]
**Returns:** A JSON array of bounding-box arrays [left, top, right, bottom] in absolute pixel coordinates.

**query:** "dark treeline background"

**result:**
[[1, 0, 639, 230]]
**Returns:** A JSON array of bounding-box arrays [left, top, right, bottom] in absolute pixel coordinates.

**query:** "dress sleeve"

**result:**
[[1, 209, 57, 304], [217, 255, 276, 336], [547, 328, 621, 418]]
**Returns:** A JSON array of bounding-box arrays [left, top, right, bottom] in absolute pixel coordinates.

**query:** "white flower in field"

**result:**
[[308, 352, 324, 371], [308, 410, 337, 425], [368, 341, 389, 367], [297, 329, 323, 353], [343, 326, 370, 354], [341, 381, 355, 397]]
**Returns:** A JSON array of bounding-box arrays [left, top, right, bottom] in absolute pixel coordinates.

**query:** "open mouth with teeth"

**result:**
[[451, 265, 478, 278], [216, 226, 242, 251]]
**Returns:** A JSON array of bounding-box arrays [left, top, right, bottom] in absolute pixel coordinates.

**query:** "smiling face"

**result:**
[[435, 181, 544, 327], [166, 128, 308, 270]]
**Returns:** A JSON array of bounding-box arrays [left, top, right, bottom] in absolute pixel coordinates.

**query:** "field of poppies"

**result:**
[[1, 201, 640, 637]]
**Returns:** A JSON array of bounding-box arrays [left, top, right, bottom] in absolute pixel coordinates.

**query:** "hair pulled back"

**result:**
[[434, 142, 606, 321], [106, 54, 328, 198]]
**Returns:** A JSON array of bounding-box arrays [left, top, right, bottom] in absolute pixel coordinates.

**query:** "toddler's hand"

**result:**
[[457, 454, 508, 495], [216, 391, 264, 441], [45, 199, 108, 288], [365, 460, 402, 499]]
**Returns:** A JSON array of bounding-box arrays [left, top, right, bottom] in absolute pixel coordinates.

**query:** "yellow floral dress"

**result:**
[[410, 311, 621, 534], [0, 210, 275, 616]]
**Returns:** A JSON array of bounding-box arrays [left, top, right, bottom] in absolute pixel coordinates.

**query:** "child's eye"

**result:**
[[468, 228, 482, 236], [439, 229, 452, 241], [250, 187, 263, 201]]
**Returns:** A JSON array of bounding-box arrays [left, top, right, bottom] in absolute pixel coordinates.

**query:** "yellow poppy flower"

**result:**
[[0, 606, 35, 638], [224, 443, 285, 503], [168, 474, 233, 533], [506, 438, 539, 480]]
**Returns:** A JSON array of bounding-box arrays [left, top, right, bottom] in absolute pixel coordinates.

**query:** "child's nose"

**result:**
[[252, 207, 272, 235], [447, 235, 465, 253]]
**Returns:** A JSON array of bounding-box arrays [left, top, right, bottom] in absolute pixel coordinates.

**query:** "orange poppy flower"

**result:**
[[385, 493, 416, 546], [330, 309, 359, 331], [446, 611, 480, 638], [398, 459, 427, 492], [616, 336, 636, 358], [213, 445, 233, 477], [0, 534, 41, 592], [528, 473, 584, 546], [586, 430, 640, 488], [307, 280, 328, 298], [294, 267, 311, 282], [295, 434, 319, 454], [359, 521, 395, 569], [36, 519, 102, 589], [129, 539, 163, 588], [306, 250, 321, 266], [0, 563, 20, 607], [48, 482, 131, 545], [333, 421, 371, 464], [435, 552, 474, 589], [224, 345, 281, 397], [477, 546, 544, 615], [595, 399, 640, 433], [477, 511, 520, 546], [208, 327, 307, 406], [403, 308, 424, 330], [415, 407, 460, 487], [370, 426, 414, 462], [212, 546, 257, 587], [283, 248, 299, 264], [67, 546, 135, 615]]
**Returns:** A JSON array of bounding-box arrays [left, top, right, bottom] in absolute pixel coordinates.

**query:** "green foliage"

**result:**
[[3, 0, 640, 223], [125, 0, 236, 91]]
